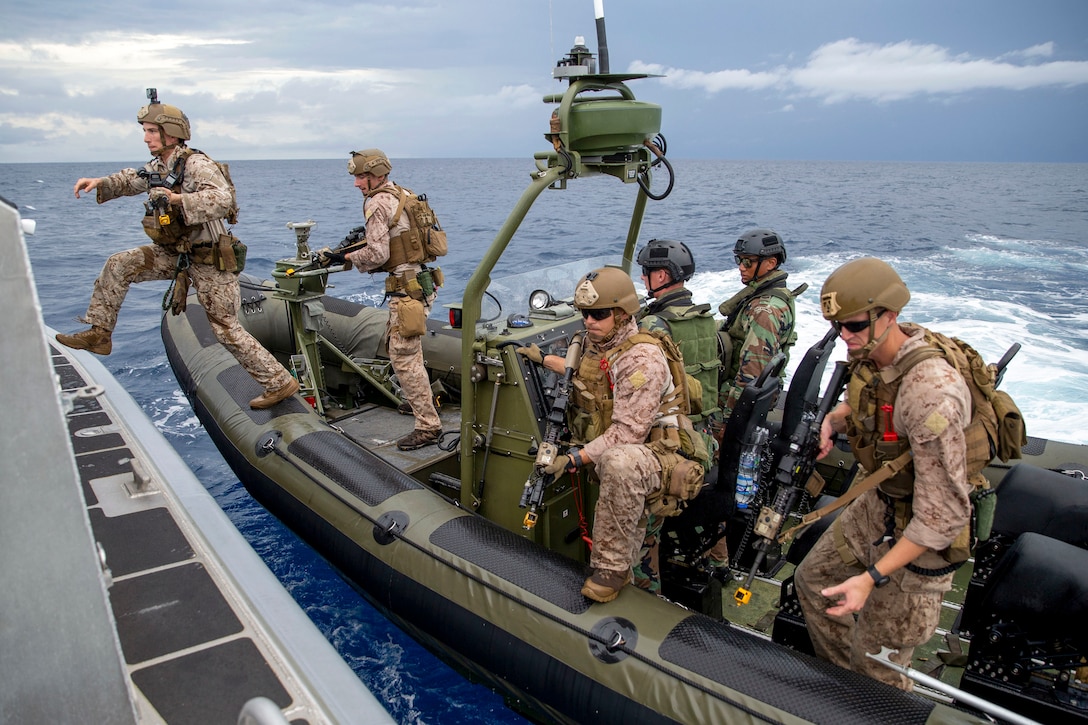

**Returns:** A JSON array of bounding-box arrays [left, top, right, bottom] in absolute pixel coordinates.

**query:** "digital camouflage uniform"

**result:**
[[635, 287, 719, 590], [346, 180, 441, 435], [717, 268, 797, 420], [575, 318, 670, 579], [794, 327, 973, 690], [83, 152, 294, 393]]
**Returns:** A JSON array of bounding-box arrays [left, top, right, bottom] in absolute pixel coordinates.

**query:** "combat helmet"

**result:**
[[734, 228, 786, 263], [637, 238, 696, 283], [573, 267, 640, 315], [820, 257, 910, 321], [348, 149, 392, 177], [137, 93, 190, 141]]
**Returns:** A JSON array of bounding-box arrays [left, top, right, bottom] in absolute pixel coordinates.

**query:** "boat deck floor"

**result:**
[[328, 402, 462, 474], [718, 545, 975, 697]]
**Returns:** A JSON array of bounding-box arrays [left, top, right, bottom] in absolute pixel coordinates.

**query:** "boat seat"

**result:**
[[961, 532, 1088, 725], [989, 463, 1088, 545], [976, 532, 1088, 645], [958, 463, 1088, 638]]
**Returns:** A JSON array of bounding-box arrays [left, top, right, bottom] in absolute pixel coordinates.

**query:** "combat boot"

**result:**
[[581, 568, 632, 603], [55, 326, 112, 356], [396, 428, 441, 451], [249, 378, 300, 410]]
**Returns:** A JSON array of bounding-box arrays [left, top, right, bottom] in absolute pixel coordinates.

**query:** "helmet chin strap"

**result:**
[[647, 278, 670, 297], [596, 310, 630, 346], [848, 309, 892, 361]]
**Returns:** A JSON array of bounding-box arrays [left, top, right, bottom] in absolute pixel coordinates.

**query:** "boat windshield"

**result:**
[[482, 254, 637, 322]]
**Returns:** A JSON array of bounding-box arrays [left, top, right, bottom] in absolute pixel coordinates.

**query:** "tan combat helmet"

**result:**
[[137, 95, 191, 141], [348, 149, 392, 177], [573, 266, 640, 314], [820, 257, 910, 322]]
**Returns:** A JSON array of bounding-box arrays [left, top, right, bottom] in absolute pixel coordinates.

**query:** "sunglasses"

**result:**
[[833, 311, 884, 334], [734, 256, 760, 269], [581, 308, 613, 321]]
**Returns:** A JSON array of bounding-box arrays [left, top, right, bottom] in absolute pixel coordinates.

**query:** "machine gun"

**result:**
[[520, 336, 582, 529], [734, 358, 850, 605]]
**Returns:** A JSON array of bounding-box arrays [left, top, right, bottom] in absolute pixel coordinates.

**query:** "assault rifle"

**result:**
[[286, 226, 368, 276], [520, 336, 582, 529], [734, 358, 850, 605]]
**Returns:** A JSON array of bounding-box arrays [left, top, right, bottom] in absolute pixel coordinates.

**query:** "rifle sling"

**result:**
[[778, 450, 913, 544]]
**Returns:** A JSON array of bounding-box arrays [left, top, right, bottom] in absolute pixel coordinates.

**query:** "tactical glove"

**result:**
[[516, 343, 544, 365], [317, 247, 351, 269], [542, 447, 582, 476]]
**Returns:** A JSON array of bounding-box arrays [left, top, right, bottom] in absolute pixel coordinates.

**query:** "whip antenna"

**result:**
[[594, 0, 609, 73]]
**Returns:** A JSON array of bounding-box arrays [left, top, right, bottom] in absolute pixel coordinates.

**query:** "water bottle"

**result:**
[[735, 427, 768, 509]]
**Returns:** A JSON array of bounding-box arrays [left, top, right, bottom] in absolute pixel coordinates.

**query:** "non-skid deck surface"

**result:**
[[53, 345, 307, 725], [331, 402, 462, 474]]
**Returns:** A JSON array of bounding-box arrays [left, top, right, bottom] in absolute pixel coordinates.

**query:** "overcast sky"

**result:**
[[2, 0, 1086, 163]]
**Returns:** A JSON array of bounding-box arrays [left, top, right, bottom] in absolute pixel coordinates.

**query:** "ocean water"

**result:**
[[5, 157, 1088, 723]]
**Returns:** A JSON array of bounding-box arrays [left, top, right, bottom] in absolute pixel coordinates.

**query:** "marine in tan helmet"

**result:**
[[794, 257, 977, 691], [337, 147, 446, 451], [57, 89, 299, 410], [518, 266, 700, 602]]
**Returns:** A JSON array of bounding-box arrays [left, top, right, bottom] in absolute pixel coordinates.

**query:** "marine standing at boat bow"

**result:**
[[58, 91, 299, 410], [341, 149, 442, 451], [794, 257, 975, 691]]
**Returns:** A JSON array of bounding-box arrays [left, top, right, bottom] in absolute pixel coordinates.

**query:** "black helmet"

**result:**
[[636, 238, 695, 282], [734, 228, 786, 263]]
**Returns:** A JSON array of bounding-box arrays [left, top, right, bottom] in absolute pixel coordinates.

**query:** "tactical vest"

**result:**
[[569, 331, 688, 444], [140, 147, 238, 254], [569, 329, 710, 513], [367, 185, 446, 272], [717, 270, 801, 385], [845, 325, 999, 567], [640, 303, 721, 422], [845, 325, 997, 497]]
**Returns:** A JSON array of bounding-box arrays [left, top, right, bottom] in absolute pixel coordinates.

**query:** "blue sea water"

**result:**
[[4, 157, 1088, 723]]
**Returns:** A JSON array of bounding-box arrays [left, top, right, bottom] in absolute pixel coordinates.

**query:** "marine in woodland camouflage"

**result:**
[[718, 269, 796, 419]]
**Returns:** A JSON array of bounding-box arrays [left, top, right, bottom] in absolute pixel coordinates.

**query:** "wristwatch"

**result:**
[[867, 564, 891, 588]]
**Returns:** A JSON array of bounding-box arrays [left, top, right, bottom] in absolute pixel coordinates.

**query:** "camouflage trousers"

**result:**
[[387, 294, 440, 433], [590, 444, 663, 578], [794, 490, 952, 690], [83, 245, 293, 392], [633, 511, 664, 593]]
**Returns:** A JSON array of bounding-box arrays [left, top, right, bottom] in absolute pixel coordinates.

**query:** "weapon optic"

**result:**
[[734, 358, 850, 605], [520, 336, 583, 529]]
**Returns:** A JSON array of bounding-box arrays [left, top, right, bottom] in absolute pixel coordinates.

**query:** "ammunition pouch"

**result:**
[[645, 423, 706, 518], [141, 204, 198, 253], [396, 297, 427, 338], [385, 269, 440, 301], [992, 390, 1027, 462], [212, 232, 247, 273]]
